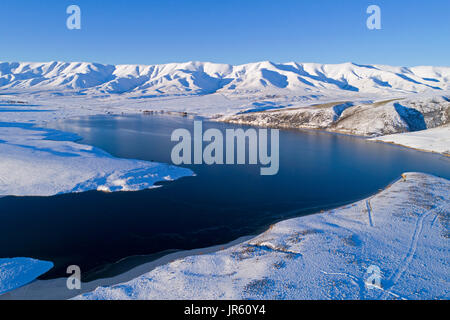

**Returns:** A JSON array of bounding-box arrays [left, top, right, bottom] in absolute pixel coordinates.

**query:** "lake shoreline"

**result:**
[[0, 235, 254, 300]]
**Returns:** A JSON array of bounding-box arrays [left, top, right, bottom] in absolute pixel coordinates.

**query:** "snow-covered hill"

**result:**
[[1, 61, 449, 97], [222, 95, 450, 137]]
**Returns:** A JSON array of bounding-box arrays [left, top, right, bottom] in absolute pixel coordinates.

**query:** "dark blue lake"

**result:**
[[1, 114, 449, 281]]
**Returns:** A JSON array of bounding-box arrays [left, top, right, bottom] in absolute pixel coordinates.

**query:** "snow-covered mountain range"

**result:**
[[1, 61, 449, 96], [1, 60, 449, 151]]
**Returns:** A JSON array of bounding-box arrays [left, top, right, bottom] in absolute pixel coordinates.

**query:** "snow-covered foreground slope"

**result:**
[[0, 123, 193, 197], [0, 258, 53, 295], [77, 173, 449, 300], [371, 125, 450, 155]]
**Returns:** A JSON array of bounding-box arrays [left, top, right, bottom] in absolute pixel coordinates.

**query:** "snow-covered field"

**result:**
[[0, 258, 53, 295], [76, 173, 450, 300], [371, 125, 450, 155]]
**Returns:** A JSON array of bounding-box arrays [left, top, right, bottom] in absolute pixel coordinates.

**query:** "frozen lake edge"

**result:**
[[76, 172, 450, 300]]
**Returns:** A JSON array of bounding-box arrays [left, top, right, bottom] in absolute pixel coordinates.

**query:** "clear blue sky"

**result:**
[[1, 0, 449, 66]]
